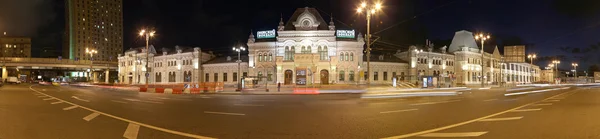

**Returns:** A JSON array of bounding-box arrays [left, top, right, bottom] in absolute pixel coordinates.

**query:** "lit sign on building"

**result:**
[[336, 30, 355, 38], [256, 29, 276, 39]]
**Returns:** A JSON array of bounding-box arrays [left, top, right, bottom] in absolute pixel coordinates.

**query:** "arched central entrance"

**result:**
[[284, 70, 293, 85], [320, 70, 329, 84]]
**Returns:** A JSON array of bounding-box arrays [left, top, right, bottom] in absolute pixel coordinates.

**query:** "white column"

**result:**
[[1, 66, 7, 82], [105, 70, 110, 83]]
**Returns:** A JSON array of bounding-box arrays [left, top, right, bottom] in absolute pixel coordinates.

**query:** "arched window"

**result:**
[[339, 70, 345, 81], [257, 71, 263, 81], [268, 53, 272, 61], [345, 52, 349, 61], [258, 53, 263, 62], [290, 46, 295, 60], [340, 52, 344, 61], [284, 46, 290, 60], [350, 53, 354, 61]]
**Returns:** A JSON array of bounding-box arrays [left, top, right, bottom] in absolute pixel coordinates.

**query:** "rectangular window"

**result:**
[[205, 73, 209, 82], [349, 71, 355, 81], [243, 72, 248, 78], [233, 72, 238, 82], [364, 72, 368, 81], [384, 72, 388, 81], [374, 72, 379, 81], [214, 73, 218, 82], [223, 73, 228, 82]]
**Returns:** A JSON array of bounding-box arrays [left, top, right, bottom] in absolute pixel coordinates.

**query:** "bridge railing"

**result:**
[[0, 57, 117, 66]]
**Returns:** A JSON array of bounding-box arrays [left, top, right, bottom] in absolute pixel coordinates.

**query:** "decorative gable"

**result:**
[[293, 7, 321, 30]]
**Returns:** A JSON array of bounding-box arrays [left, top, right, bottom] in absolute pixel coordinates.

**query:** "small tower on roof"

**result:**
[[278, 13, 285, 31], [248, 31, 255, 43], [328, 15, 335, 31]]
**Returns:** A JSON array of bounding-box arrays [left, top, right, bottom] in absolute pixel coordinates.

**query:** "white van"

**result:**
[[7, 77, 21, 84]]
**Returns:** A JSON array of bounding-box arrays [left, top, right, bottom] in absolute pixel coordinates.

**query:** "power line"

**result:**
[[373, 0, 463, 34]]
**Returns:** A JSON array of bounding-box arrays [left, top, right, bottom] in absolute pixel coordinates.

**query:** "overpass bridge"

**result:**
[[1, 57, 118, 83]]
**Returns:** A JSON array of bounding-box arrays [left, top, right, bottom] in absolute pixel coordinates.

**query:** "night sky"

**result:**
[[2, 0, 600, 71]]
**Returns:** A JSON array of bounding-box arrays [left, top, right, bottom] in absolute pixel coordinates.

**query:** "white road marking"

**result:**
[[124, 98, 163, 104], [204, 111, 246, 116], [200, 96, 211, 99], [531, 103, 552, 106], [234, 104, 264, 107], [28, 85, 222, 139], [381, 89, 579, 139], [71, 96, 90, 102], [504, 87, 569, 96], [483, 99, 498, 102], [123, 123, 140, 139], [544, 100, 560, 102], [479, 87, 491, 90], [479, 116, 523, 122], [380, 109, 419, 114], [410, 100, 460, 106], [511, 108, 542, 112], [111, 100, 128, 104], [43, 98, 55, 100], [418, 132, 488, 137], [50, 101, 63, 104], [63, 105, 78, 110], [83, 112, 101, 121]]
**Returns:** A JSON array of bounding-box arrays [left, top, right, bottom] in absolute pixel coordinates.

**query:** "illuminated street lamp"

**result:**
[[86, 48, 97, 82], [527, 54, 536, 83], [233, 46, 245, 91], [139, 29, 155, 88], [474, 33, 491, 87], [356, 0, 383, 86], [552, 60, 560, 84], [572, 63, 578, 78]]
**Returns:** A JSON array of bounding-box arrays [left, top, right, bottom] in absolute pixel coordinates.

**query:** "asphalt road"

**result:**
[[0, 84, 599, 139]]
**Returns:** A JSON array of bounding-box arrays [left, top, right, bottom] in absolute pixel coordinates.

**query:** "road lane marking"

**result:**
[[123, 123, 140, 139], [531, 103, 552, 106], [381, 89, 580, 139], [204, 111, 246, 116], [63, 105, 78, 110], [234, 104, 264, 107], [111, 100, 128, 104], [511, 108, 542, 112], [504, 87, 569, 96], [380, 109, 418, 114], [71, 96, 90, 102], [43, 98, 55, 100], [544, 100, 560, 102], [50, 101, 63, 104], [483, 99, 498, 102], [83, 112, 101, 121], [28, 85, 216, 139], [124, 98, 163, 104], [479, 116, 523, 122], [418, 132, 487, 137], [410, 100, 460, 106]]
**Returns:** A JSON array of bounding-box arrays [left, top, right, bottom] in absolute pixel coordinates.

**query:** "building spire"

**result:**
[[328, 14, 335, 30], [278, 13, 285, 31], [248, 30, 255, 43]]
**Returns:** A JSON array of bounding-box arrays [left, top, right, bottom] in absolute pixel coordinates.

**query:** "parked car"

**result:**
[[7, 77, 21, 84]]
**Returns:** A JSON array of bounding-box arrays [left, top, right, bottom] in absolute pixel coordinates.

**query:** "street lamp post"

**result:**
[[552, 60, 560, 84], [86, 48, 97, 82], [233, 46, 245, 91], [474, 33, 491, 87], [139, 29, 155, 88], [572, 63, 578, 78], [356, 1, 382, 86], [527, 54, 536, 83]]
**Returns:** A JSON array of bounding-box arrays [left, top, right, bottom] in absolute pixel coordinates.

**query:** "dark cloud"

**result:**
[[0, 0, 56, 36]]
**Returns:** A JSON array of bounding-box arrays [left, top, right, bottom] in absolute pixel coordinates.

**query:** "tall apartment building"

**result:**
[[64, 0, 123, 61], [1, 36, 32, 58], [504, 45, 526, 63]]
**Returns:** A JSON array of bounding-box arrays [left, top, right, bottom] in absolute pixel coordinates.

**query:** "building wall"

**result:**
[[65, 0, 123, 61], [0, 37, 31, 58]]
